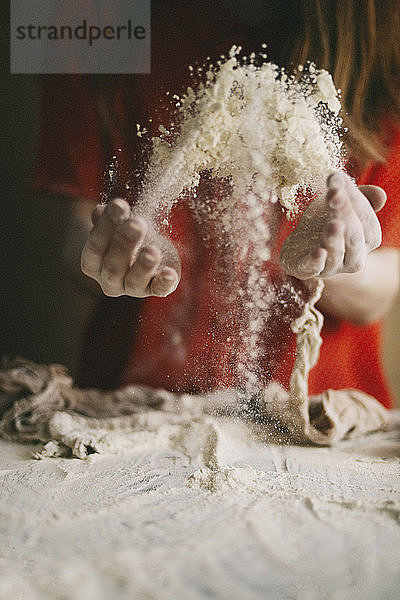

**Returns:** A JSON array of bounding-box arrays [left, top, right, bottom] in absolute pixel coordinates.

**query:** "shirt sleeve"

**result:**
[[357, 120, 400, 249]]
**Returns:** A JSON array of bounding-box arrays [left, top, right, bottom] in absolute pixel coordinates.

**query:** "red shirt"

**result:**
[[35, 3, 400, 407], [309, 121, 400, 408]]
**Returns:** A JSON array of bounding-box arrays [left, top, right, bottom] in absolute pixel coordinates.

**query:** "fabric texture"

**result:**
[[0, 312, 394, 460]]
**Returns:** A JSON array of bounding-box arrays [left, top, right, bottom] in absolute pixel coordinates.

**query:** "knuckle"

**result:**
[[101, 264, 120, 280], [346, 228, 364, 249], [86, 237, 104, 255], [111, 232, 130, 253], [344, 259, 363, 273], [325, 251, 342, 269], [100, 282, 122, 297], [100, 266, 123, 288], [119, 219, 144, 241]]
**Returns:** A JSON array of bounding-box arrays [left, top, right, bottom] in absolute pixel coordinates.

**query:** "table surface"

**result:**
[[1, 417, 399, 600]]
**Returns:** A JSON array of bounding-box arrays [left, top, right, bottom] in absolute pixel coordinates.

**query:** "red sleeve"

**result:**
[[356, 120, 400, 249]]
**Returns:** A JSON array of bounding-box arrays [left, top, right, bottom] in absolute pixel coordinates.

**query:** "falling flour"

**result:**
[[0, 49, 391, 464], [134, 47, 344, 397]]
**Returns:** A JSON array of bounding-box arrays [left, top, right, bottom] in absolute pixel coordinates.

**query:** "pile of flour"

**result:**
[[1, 428, 399, 600], [138, 46, 343, 219]]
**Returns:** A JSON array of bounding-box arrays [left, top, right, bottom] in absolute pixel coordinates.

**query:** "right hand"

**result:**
[[280, 173, 385, 280], [81, 198, 181, 297]]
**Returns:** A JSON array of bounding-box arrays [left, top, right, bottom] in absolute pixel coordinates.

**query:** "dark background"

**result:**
[[0, 68, 95, 376]]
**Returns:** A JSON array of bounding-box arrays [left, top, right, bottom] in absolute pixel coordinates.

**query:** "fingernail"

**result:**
[[108, 199, 129, 223], [330, 172, 345, 188], [122, 221, 142, 239], [140, 251, 156, 265]]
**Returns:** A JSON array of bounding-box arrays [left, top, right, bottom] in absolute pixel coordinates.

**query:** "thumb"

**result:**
[[357, 184, 387, 213]]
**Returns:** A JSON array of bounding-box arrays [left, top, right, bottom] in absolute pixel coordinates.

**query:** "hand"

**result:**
[[81, 198, 181, 297], [280, 172, 386, 279]]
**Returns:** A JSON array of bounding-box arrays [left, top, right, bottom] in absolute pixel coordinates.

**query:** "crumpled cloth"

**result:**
[[0, 352, 395, 459], [258, 279, 393, 445], [0, 357, 179, 457]]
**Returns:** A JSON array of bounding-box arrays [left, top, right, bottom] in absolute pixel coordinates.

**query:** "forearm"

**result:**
[[317, 248, 400, 325]]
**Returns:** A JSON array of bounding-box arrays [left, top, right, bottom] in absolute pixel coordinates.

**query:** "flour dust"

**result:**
[[109, 46, 344, 398]]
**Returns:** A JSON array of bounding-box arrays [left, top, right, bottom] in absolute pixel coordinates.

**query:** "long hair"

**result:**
[[92, 0, 400, 167], [288, 0, 400, 163]]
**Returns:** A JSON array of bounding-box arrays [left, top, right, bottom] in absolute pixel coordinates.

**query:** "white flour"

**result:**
[[134, 48, 344, 395], [138, 46, 342, 219], [1, 428, 399, 600], [1, 48, 399, 600]]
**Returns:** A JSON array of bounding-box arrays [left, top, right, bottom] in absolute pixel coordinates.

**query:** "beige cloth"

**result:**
[[0, 280, 392, 457], [259, 280, 391, 445], [0, 366, 391, 459], [0, 357, 179, 456]]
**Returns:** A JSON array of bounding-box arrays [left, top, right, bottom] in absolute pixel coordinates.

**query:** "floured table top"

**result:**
[[0, 418, 399, 600]]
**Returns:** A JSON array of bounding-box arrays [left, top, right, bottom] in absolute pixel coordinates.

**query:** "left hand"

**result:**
[[280, 172, 387, 279], [81, 198, 181, 298]]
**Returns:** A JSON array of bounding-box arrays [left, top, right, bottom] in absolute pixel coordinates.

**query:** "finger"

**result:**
[[326, 174, 366, 272], [282, 247, 328, 280], [327, 171, 348, 195], [91, 204, 106, 225], [124, 245, 162, 297], [81, 198, 131, 278], [150, 267, 179, 297], [357, 185, 387, 213], [319, 219, 345, 276], [336, 177, 386, 252], [330, 176, 382, 249], [326, 172, 353, 216], [349, 185, 383, 250], [99, 217, 147, 296]]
